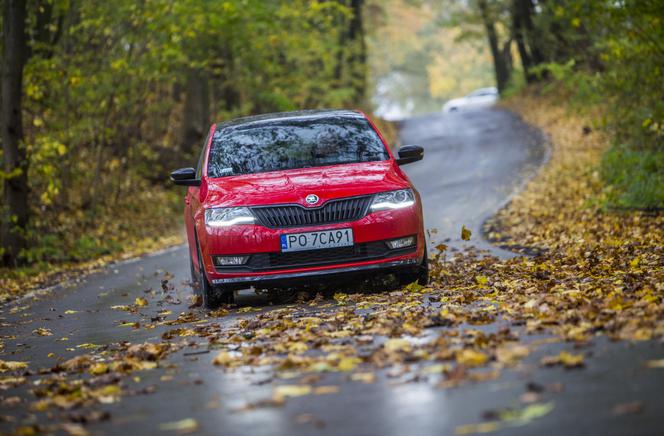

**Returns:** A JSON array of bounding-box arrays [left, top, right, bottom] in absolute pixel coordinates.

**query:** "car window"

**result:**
[[207, 117, 389, 178], [468, 88, 496, 97], [196, 132, 210, 179]]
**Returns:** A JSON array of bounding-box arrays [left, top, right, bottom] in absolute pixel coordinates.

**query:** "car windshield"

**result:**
[[207, 116, 389, 178]]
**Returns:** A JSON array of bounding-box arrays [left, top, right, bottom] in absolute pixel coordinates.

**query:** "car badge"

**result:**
[[305, 194, 319, 205]]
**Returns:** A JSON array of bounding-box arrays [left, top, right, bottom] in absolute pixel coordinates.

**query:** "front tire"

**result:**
[[193, 242, 234, 308], [398, 251, 429, 287]]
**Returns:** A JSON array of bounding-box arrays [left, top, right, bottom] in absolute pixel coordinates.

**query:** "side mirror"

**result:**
[[170, 167, 201, 186], [396, 145, 424, 165]]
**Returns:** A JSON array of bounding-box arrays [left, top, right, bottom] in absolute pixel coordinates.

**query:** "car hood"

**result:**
[[203, 160, 407, 208]]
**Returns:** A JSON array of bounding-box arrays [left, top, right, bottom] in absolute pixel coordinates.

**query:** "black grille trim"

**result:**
[[214, 241, 416, 272], [250, 195, 372, 228]]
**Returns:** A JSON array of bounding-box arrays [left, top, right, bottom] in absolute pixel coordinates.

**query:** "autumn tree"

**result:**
[[1, 0, 29, 267]]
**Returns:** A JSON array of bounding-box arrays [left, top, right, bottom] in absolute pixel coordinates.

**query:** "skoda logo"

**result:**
[[305, 194, 319, 205]]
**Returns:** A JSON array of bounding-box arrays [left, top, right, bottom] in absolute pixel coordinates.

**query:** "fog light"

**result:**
[[213, 255, 249, 266], [386, 236, 415, 249]]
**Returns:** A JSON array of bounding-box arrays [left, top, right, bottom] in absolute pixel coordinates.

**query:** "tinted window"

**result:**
[[207, 117, 389, 178], [196, 132, 210, 179]]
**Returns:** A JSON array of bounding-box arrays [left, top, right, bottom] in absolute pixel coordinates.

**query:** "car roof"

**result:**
[[469, 87, 498, 94], [215, 109, 364, 131]]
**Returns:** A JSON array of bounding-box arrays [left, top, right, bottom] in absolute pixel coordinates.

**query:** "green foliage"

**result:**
[[543, 0, 664, 209], [6, 0, 370, 268], [452, 0, 664, 209], [601, 144, 664, 210]]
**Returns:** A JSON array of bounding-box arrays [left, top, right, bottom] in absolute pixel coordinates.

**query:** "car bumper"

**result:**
[[210, 256, 419, 287], [198, 205, 425, 287]]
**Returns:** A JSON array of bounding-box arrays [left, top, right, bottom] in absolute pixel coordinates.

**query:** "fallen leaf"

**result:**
[[76, 343, 100, 350], [645, 359, 664, 369], [88, 363, 109, 375], [0, 360, 28, 372], [612, 401, 644, 415], [384, 338, 411, 353], [33, 328, 53, 336], [212, 352, 235, 367], [337, 357, 361, 371], [159, 418, 199, 433], [456, 349, 488, 367], [350, 372, 376, 383], [455, 421, 500, 435], [111, 305, 131, 311], [313, 385, 339, 395], [0, 376, 26, 387], [461, 225, 472, 241], [273, 384, 312, 399], [541, 351, 584, 368]]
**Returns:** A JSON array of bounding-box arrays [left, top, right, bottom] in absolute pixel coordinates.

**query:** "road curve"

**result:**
[[399, 108, 545, 257]]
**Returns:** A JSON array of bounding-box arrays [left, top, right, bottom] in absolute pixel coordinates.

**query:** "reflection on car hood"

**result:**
[[204, 160, 407, 208]]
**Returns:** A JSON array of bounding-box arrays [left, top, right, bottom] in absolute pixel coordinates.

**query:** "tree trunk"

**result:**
[[520, 0, 545, 64], [478, 0, 511, 93], [512, 0, 534, 82], [1, 0, 29, 267], [180, 68, 210, 156], [333, 1, 347, 85], [348, 0, 367, 104]]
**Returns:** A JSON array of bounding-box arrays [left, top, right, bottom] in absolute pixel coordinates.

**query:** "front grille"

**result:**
[[214, 241, 416, 272], [251, 196, 372, 228]]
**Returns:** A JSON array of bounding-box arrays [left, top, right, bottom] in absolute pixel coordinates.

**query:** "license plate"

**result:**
[[280, 228, 354, 252]]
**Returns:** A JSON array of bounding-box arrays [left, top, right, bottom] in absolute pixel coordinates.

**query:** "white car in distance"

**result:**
[[442, 87, 499, 113]]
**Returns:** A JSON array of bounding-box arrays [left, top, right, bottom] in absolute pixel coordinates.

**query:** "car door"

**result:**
[[473, 89, 498, 108]]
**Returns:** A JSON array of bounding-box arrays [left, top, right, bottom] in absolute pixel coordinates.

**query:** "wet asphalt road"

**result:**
[[2, 108, 663, 435], [399, 109, 545, 256]]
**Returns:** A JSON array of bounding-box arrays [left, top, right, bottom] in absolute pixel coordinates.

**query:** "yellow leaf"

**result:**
[[0, 360, 28, 372], [313, 385, 339, 395], [456, 349, 488, 367], [384, 338, 411, 353], [337, 357, 362, 372], [0, 376, 26, 386], [455, 421, 500, 435], [495, 345, 529, 365], [541, 351, 584, 368], [212, 351, 234, 367], [33, 328, 53, 336], [76, 343, 100, 349], [645, 359, 664, 368], [135, 297, 148, 307], [350, 372, 376, 383], [475, 275, 488, 286], [111, 305, 131, 311], [159, 418, 199, 433], [89, 363, 109, 375], [461, 225, 472, 241], [287, 342, 308, 354], [273, 384, 312, 399]]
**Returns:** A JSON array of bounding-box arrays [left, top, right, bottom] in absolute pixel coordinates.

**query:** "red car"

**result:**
[[171, 109, 427, 307]]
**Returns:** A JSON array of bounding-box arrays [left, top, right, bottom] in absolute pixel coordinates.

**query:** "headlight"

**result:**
[[370, 189, 415, 211], [205, 207, 255, 227]]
